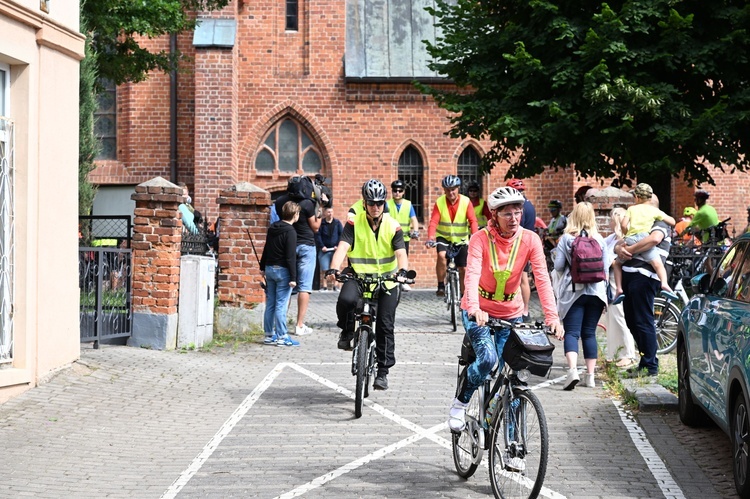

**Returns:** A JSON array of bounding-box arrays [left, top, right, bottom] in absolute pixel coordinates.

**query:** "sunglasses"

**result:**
[[393, 189, 404, 193], [366, 200, 385, 207]]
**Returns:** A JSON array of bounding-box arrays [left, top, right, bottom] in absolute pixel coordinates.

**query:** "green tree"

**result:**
[[83, 0, 229, 85], [420, 0, 750, 184], [79, 15, 98, 217]]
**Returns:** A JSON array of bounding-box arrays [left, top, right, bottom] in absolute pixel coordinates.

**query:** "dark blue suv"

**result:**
[[677, 232, 750, 497]]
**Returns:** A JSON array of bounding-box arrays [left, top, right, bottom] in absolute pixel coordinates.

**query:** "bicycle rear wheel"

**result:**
[[654, 297, 680, 354], [452, 378, 483, 478], [489, 390, 548, 499], [450, 273, 460, 332], [354, 327, 370, 418]]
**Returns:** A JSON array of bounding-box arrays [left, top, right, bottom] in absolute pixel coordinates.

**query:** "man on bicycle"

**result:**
[[326, 179, 409, 391], [425, 175, 479, 296], [448, 186, 563, 432]]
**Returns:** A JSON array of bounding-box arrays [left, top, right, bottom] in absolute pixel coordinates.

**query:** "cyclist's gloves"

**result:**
[[395, 268, 408, 283], [409, 230, 419, 239], [325, 269, 339, 277]]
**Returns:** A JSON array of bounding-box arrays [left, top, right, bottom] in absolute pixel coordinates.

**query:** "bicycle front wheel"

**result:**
[[450, 273, 460, 332], [354, 327, 370, 418], [452, 380, 483, 478], [489, 390, 548, 499], [654, 297, 680, 354]]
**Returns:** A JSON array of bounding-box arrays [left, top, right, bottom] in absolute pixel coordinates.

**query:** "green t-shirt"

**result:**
[[689, 204, 719, 231]]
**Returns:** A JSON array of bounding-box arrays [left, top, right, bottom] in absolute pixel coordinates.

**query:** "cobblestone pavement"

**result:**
[[0, 290, 736, 498]]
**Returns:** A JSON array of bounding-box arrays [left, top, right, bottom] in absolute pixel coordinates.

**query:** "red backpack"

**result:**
[[569, 229, 606, 288]]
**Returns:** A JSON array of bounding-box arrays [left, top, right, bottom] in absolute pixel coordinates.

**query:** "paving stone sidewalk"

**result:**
[[0, 290, 731, 498]]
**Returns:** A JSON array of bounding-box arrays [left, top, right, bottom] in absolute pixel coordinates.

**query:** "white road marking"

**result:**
[[613, 400, 686, 499], [163, 362, 570, 498]]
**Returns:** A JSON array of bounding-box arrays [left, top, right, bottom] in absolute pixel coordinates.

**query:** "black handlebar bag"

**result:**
[[502, 327, 555, 377]]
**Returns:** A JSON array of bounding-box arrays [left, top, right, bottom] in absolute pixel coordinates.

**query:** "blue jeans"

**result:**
[[264, 266, 294, 338], [318, 250, 334, 272], [622, 271, 660, 374], [562, 294, 604, 359], [295, 244, 317, 293], [457, 310, 521, 404]]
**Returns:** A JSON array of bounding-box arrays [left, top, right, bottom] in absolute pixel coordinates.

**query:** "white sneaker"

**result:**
[[563, 369, 579, 391], [294, 324, 313, 336], [401, 283, 412, 292], [448, 398, 468, 432], [504, 453, 526, 472], [584, 373, 595, 388]]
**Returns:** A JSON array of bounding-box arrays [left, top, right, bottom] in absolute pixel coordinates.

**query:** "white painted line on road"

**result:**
[[612, 400, 686, 499], [273, 423, 446, 499], [160, 364, 286, 499]]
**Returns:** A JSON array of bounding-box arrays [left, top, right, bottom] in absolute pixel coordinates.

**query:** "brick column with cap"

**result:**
[[585, 186, 635, 236], [129, 177, 184, 350], [216, 182, 271, 309]]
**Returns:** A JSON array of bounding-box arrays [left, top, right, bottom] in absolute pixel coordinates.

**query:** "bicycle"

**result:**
[[452, 318, 551, 499], [333, 269, 416, 418], [427, 241, 466, 331]]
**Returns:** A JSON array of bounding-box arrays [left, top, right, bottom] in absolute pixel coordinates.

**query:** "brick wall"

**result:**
[[91, 0, 750, 290], [216, 182, 272, 306], [130, 178, 184, 315]]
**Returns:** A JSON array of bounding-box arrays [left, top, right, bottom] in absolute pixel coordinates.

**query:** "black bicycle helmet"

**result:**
[[362, 179, 387, 202], [442, 175, 462, 189], [467, 180, 480, 191], [391, 179, 405, 190], [694, 189, 710, 200], [547, 199, 563, 209]]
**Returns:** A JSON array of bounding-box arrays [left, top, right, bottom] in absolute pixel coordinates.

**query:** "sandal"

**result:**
[[616, 358, 637, 368]]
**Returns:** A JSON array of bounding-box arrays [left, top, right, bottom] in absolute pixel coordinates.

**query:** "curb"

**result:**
[[621, 378, 678, 411]]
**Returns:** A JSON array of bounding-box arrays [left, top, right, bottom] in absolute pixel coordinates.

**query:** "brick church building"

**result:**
[[89, 0, 750, 284]]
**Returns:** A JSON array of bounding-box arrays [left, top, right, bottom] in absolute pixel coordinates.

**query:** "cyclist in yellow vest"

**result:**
[[466, 181, 491, 229], [425, 175, 479, 297], [387, 179, 419, 292], [327, 179, 409, 391], [447, 186, 563, 435], [348, 185, 389, 222]]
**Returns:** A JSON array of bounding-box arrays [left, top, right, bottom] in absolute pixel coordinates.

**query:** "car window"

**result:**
[[733, 244, 750, 303], [713, 242, 746, 298]]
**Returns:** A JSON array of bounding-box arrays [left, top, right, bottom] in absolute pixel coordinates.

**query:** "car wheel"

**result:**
[[677, 342, 711, 427], [733, 393, 750, 498]]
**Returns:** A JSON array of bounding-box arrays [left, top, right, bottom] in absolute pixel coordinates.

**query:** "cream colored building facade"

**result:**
[[0, 0, 84, 402]]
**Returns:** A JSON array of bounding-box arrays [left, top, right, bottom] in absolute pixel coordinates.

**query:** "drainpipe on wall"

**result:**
[[169, 33, 178, 184]]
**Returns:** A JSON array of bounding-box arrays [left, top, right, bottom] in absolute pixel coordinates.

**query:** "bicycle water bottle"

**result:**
[[485, 393, 499, 427]]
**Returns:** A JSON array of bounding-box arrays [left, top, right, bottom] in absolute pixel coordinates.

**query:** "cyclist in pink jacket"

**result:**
[[448, 186, 563, 432]]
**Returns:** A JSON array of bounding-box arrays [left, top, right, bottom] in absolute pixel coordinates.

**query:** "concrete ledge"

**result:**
[[622, 379, 678, 411]]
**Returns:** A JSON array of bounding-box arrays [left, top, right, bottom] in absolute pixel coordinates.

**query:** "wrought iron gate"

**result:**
[[79, 216, 132, 347]]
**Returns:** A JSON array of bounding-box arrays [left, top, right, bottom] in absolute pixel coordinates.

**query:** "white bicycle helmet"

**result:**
[[442, 175, 462, 189], [362, 179, 387, 202], [487, 187, 525, 210]]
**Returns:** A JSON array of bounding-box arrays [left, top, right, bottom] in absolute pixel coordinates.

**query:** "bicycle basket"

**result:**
[[502, 327, 555, 377]]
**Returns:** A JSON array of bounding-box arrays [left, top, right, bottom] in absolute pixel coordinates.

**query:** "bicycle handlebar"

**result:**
[[327, 269, 417, 285], [469, 316, 550, 333]]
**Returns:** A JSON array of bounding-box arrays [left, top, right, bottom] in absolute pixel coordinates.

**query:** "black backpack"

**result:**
[[287, 175, 316, 201]]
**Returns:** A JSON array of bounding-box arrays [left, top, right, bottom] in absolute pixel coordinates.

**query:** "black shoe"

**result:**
[[373, 373, 389, 390], [337, 332, 353, 351], [436, 284, 445, 297]]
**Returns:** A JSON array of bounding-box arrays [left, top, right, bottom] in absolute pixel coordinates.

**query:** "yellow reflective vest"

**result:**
[[436, 195, 471, 243], [386, 198, 413, 242], [347, 212, 400, 277], [474, 199, 487, 228]]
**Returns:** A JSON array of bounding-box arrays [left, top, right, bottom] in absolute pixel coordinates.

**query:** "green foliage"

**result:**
[[82, 0, 230, 85], [420, 0, 750, 184], [79, 11, 99, 216]]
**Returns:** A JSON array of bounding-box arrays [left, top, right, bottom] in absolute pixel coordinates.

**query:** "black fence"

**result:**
[[79, 216, 133, 347]]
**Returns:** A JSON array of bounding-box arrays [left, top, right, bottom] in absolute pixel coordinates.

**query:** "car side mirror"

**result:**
[[711, 277, 728, 295], [691, 273, 711, 294]]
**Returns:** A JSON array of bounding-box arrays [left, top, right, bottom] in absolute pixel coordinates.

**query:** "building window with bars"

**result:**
[[286, 0, 298, 30], [457, 146, 482, 195], [255, 118, 322, 174], [397, 145, 424, 221], [0, 63, 14, 364], [94, 79, 117, 160]]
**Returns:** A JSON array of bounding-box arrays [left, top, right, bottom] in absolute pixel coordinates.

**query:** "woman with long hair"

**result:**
[[553, 202, 610, 389]]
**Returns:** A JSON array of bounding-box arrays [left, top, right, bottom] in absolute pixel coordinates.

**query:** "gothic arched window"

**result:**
[[255, 118, 322, 174], [397, 146, 424, 221]]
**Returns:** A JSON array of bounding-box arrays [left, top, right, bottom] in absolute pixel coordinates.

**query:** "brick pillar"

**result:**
[[129, 177, 184, 350], [586, 186, 635, 236], [216, 182, 271, 311]]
